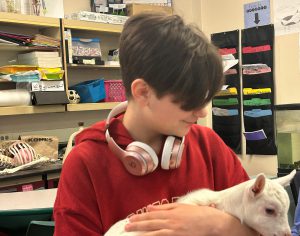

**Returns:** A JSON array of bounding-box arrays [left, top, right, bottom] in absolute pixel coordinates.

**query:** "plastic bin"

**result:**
[[104, 80, 126, 102], [70, 79, 106, 103], [72, 38, 102, 57]]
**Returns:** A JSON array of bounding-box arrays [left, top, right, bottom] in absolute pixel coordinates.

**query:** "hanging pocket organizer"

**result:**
[[241, 25, 277, 155], [211, 30, 241, 154]]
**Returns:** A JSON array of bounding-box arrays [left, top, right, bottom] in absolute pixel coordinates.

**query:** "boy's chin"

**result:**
[[172, 128, 191, 138]]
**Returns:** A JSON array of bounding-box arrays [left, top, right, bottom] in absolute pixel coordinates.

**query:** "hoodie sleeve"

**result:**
[[53, 144, 104, 236]]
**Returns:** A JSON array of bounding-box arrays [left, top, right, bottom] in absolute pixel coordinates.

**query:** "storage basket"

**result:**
[[70, 79, 106, 103], [104, 80, 126, 102]]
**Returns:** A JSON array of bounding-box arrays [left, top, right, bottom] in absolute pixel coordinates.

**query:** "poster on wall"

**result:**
[[32, 0, 64, 18], [244, 0, 270, 29], [274, 0, 300, 35]]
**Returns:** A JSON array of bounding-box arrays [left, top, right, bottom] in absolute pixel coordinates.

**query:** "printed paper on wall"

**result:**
[[274, 0, 300, 35]]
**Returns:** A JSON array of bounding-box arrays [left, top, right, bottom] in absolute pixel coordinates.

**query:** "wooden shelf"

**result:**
[[64, 19, 123, 33], [0, 103, 120, 115], [0, 44, 59, 52], [67, 102, 120, 111], [0, 105, 65, 116], [67, 64, 120, 69], [0, 12, 60, 27], [0, 80, 14, 83]]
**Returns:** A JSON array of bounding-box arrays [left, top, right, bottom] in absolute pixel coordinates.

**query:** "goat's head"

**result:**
[[242, 170, 296, 236]]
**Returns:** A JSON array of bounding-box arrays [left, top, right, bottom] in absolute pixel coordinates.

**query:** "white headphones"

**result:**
[[105, 101, 185, 176]]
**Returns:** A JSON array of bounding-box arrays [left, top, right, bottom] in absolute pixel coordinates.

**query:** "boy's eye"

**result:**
[[265, 208, 276, 215]]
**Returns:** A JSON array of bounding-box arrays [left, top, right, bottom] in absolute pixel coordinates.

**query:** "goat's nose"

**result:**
[[283, 232, 292, 236]]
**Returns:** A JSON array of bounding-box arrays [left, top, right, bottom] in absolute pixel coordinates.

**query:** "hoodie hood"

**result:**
[[75, 115, 133, 146]]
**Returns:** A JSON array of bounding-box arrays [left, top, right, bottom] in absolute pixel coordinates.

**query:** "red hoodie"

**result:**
[[54, 116, 249, 235]]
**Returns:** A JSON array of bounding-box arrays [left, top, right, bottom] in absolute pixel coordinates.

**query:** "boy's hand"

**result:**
[[125, 203, 259, 236]]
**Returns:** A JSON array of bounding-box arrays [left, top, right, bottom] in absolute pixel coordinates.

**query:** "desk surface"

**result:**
[[0, 162, 62, 189], [0, 188, 57, 210], [0, 188, 57, 230]]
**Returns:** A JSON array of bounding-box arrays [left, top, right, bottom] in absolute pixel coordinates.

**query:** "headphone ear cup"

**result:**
[[125, 141, 159, 175], [161, 136, 184, 170]]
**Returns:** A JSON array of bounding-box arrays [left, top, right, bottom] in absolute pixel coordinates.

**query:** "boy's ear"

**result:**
[[249, 174, 266, 197], [131, 78, 151, 104]]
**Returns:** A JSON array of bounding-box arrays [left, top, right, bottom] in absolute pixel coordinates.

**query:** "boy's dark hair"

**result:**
[[119, 12, 224, 111]]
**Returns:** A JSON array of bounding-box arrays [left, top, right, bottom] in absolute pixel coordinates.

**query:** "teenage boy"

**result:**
[[54, 12, 258, 236]]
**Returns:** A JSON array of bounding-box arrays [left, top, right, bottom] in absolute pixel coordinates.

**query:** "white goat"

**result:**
[[105, 170, 296, 236]]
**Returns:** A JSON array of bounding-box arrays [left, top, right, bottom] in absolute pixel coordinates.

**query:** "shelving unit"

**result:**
[[0, 12, 59, 27], [62, 17, 123, 112], [64, 18, 123, 33], [67, 64, 120, 69], [67, 102, 119, 112], [0, 44, 60, 52], [0, 12, 64, 116], [0, 12, 123, 115], [0, 105, 65, 116]]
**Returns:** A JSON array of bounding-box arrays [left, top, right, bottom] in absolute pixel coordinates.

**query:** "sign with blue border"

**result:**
[[244, 0, 270, 28]]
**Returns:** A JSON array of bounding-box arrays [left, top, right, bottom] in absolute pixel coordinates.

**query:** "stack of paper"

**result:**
[[18, 51, 62, 68], [30, 34, 60, 49]]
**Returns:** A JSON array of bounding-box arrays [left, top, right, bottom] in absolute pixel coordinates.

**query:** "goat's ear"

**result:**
[[249, 174, 266, 197], [273, 169, 297, 187]]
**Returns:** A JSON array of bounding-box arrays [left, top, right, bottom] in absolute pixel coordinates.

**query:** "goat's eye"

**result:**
[[265, 208, 276, 215]]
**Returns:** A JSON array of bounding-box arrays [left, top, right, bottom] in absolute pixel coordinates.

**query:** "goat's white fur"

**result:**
[[105, 170, 296, 236]]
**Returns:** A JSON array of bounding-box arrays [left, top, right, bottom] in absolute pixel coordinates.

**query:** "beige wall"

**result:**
[[173, 0, 201, 25], [63, 0, 90, 18], [276, 33, 300, 104]]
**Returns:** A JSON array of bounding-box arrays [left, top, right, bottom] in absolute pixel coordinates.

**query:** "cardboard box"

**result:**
[[126, 4, 173, 16]]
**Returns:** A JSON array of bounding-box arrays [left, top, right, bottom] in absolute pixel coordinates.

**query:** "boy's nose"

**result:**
[[193, 107, 208, 118]]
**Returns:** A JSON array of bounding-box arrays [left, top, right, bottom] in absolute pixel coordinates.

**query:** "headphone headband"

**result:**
[[105, 101, 128, 129]]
